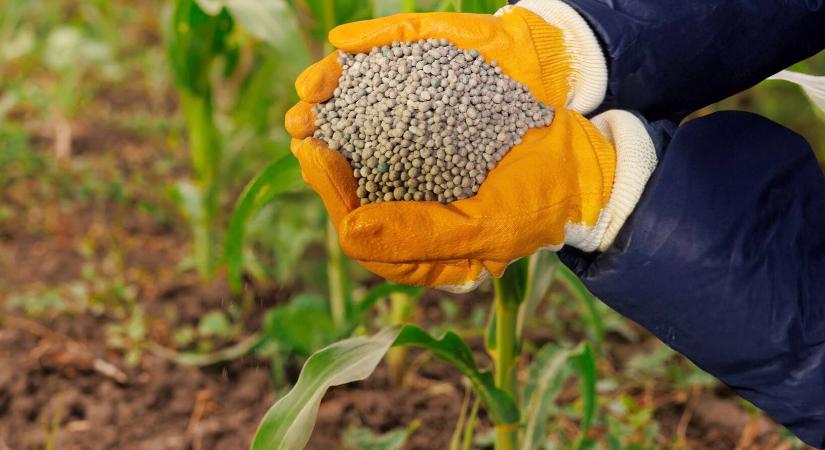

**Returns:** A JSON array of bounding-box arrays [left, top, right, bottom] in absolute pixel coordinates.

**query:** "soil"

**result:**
[[0, 315, 273, 450], [0, 304, 807, 450]]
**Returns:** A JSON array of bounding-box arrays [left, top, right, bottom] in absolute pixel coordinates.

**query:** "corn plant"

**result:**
[[215, 1, 604, 448], [166, 0, 307, 280], [251, 252, 600, 450]]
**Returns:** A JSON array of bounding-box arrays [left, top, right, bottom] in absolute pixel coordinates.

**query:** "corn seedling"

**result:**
[[251, 252, 600, 450], [166, 0, 307, 281]]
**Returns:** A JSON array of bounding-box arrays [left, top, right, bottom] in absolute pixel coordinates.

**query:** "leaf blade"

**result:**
[[456, 0, 506, 13], [520, 343, 598, 450], [354, 282, 422, 319], [226, 155, 302, 292], [226, 0, 298, 47], [394, 325, 520, 425], [557, 266, 605, 354], [251, 328, 400, 450], [522, 344, 572, 450], [570, 343, 597, 450], [371, 0, 404, 16]]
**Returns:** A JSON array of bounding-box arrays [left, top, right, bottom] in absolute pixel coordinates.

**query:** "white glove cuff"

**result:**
[[565, 110, 658, 252], [508, 0, 608, 115]]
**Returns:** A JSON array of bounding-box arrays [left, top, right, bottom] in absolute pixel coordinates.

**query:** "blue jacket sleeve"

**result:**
[[558, 111, 825, 447], [559, 0, 825, 121]]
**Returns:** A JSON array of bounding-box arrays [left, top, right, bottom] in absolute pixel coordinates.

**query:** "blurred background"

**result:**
[[0, 0, 822, 449]]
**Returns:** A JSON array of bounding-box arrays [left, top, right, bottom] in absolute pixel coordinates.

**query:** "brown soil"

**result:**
[[0, 315, 273, 450], [0, 307, 805, 450], [0, 206, 808, 450]]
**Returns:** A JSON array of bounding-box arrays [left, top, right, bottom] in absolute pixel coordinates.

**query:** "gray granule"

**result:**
[[315, 39, 555, 205]]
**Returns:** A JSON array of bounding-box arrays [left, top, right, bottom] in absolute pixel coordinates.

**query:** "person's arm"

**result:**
[[531, 0, 825, 120], [559, 111, 825, 447]]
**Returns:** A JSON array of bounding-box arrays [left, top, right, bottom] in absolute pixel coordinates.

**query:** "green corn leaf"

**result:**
[[171, 180, 205, 227], [194, 0, 298, 48], [226, 155, 302, 293], [517, 251, 559, 341], [251, 328, 400, 450], [263, 294, 340, 356], [557, 266, 605, 354], [342, 424, 417, 450], [495, 256, 530, 309], [294, 0, 330, 41], [170, 179, 216, 277], [521, 344, 572, 450], [334, 0, 374, 25], [197, 309, 235, 338], [372, 0, 404, 16], [290, 0, 372, 42], [394, 325, 520, 426], [570, 343, 597, 450], [434, 0, 457, 12], [236, 0, 297, 47], [167, 0, 235, 94], [354, 282, 421, 319], [194, 0, 225, 14], [486, 256, 530, 352], [456, 0, 507, 13], [521, 343, 597, 450], [252, 325, 519, 450]]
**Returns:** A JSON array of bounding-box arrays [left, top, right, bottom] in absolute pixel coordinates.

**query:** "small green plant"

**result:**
[[250, 253, 601, 450], [166, 0, 238, 279], [165, 0, 308, 281], [106, 304, 149, 367], [342, 422, 420, 450]]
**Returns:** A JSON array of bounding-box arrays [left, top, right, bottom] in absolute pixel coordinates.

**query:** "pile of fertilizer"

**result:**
[[313, 39, 554, 204]]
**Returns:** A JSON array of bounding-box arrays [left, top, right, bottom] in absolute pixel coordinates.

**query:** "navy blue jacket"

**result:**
[[561, 112, 825, 447], [564, 0, 825, 121], [524, 0, 825, 446]]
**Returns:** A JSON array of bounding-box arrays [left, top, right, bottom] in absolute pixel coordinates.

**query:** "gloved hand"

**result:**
[[292, 0, 609, 116], [286, 4, 657, 291]]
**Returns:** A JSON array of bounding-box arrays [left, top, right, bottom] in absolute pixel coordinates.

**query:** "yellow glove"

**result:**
[[295, 1, 608, 113], [290, 105, 642, 291], [286, 5, 656, 292]]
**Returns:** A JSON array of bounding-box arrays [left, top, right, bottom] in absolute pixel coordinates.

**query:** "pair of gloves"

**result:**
[[285, 0, 657, 292]]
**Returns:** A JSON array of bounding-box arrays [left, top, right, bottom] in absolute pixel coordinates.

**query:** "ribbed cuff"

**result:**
[[589, 110, 658, 251], [511, 0, 607, 115]]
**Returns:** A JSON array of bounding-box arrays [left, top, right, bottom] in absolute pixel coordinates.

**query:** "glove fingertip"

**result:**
[[285, 102, 318, 139], [329, 14, 422, 52], [295, 53, 342, 103], [328, 20, 381, 51]]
